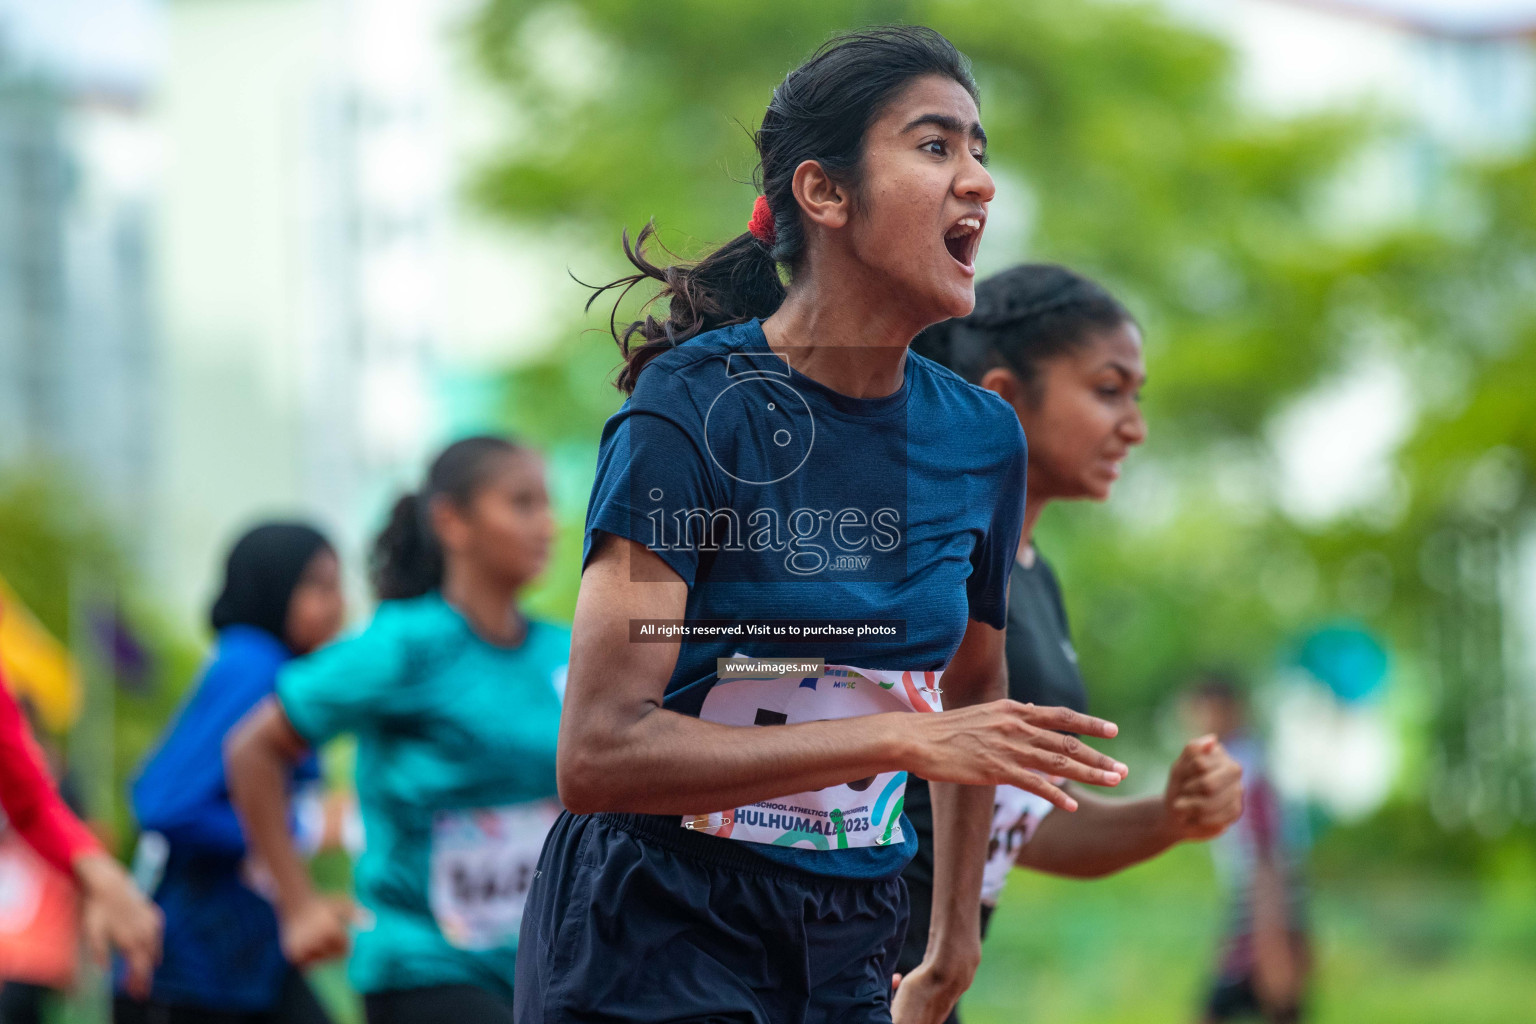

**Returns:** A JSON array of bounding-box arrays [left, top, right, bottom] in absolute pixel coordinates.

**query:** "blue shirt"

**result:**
[[583, 319, 1026, 878], [126, 625, 319, 1011], [278, 594, 568, 999]]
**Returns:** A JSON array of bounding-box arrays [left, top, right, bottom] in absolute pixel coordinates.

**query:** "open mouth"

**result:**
[[944, 214, 984, 269]]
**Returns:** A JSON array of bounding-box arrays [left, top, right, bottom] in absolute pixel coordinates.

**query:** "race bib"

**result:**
[[979, 782, 1056, 906], [682, 659, 943, 850], [428, 799, 561, 950]]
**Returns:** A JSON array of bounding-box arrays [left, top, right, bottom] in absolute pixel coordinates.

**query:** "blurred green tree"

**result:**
[[1305, 148, 1536, 837], [0, 470, 203, 847]]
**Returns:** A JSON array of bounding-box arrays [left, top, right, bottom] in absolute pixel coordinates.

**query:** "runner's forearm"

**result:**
[[561, 538, 917, 814], [562, 540, 1120, 816], [924, 780, 991, 970], [910, 619, 1009, 999], [1016, 792, 1179, 878], [73, 851, 136, 902], [560, 707, 917, 815], [1251, 857, 1300, 1004], [225, 700, 318, 917]]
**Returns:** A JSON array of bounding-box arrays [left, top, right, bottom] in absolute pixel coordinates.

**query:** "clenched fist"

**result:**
[[279, 893, 355, 967], [1163, 734, 1243, 841]]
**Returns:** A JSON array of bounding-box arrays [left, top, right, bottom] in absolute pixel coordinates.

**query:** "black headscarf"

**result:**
[[209, 522, 333, 646]]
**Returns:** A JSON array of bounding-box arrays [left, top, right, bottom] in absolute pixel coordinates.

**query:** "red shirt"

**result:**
[[0, 673, 101, 875]]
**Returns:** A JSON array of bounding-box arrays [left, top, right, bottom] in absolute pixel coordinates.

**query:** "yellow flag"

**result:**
[[0, 573, 81, 732]]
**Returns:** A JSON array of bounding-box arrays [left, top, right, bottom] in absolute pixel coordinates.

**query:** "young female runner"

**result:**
[[120, 522, 344, 1024], [897, 264, 1246, 1021], [227, 437, 566, 1024], [516, 28, 1130, 1024]]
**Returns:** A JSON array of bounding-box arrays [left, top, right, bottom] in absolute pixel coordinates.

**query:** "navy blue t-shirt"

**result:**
[[583, 319, 1026, 878]]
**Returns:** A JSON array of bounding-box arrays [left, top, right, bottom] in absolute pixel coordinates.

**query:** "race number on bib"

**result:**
[[681, 659, 943, 850], [979, 781, 1057, 906], [428, 799, 561, 951]]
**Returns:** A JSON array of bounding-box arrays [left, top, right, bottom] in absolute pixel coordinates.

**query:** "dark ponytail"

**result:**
[[592, 26, 979, 395], [370, 436, 521, 600], [914, 263, 1134, 398], [591, 227, 786, 395]]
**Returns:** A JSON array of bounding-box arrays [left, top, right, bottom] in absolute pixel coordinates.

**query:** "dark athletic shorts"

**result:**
[[364, 984, 513, 1024], [514, 811, 910, 1023], [112, 969, 332, 1024]]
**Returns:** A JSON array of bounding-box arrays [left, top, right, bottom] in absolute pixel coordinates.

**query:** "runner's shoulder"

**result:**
[[629, 322, 759, 405], [908, 349, 1026, 447], [377, 598, 570, 665], [363, 593, 478, 662], [370, 591, 455, 630], [212, 624, 291, 674]]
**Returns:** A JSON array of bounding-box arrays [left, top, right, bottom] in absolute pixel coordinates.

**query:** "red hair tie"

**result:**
[[748, 195, 776, 246]]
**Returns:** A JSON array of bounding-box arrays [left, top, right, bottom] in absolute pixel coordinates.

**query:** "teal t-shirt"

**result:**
[[276, 593, 568, 999]]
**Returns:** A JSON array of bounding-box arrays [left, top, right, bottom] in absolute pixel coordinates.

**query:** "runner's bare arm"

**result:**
[[227, 700, 316, 915], [226, 698, 352, 966], [1018, 793, 1175, 877], [558, 535, 1128, 816], [1019, 735, 1242, 877], [892, 618, 1006, 1024]]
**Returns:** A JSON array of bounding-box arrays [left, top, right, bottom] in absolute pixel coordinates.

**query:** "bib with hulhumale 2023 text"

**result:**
[[682, 657, 944, 849]]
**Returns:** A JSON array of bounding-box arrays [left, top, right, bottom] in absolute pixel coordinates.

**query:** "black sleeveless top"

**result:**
[[897, 551, 1088, 970]]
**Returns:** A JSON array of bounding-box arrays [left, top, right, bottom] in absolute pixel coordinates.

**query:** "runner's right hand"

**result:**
[[76, 852, 163, 999], [280, 894, 354, 966], [910, 700, 1127, 811]]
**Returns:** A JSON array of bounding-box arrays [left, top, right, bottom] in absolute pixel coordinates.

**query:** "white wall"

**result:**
[[154, 0, 345, 617]]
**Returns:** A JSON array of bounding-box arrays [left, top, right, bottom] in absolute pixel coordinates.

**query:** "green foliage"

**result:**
[[0, 469, 204, 847], [470, 0, 1370, 436], [0, 469, 121, 639], [963, 839, 1536, 1023]]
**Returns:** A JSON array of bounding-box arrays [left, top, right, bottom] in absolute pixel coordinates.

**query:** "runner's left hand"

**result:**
[[1163, 735, 1243, 841], [890, 947, 978, 1024], [76, 852, 163, 999]]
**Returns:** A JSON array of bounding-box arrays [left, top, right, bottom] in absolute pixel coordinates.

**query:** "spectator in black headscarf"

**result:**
[[117, 522, 346, 1024]]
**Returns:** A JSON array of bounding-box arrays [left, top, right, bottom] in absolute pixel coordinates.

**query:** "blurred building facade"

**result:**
[[156, 0, 539, 616], [156, 0, 439, 614], [0, 16, 158, 531], [2, 0, 571, 620]]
